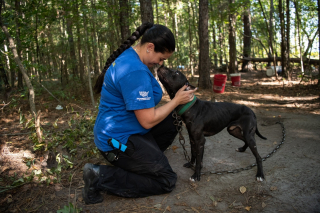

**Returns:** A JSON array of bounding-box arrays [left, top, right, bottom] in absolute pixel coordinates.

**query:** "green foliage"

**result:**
[[0, 172, 34, 194], [57, 203, 82, 213]]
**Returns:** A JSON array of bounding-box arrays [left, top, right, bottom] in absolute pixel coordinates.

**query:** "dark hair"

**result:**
[[94, 22, 175, 94]]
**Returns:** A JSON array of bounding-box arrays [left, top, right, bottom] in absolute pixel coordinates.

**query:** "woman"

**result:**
[[82, 22, 197, 204]]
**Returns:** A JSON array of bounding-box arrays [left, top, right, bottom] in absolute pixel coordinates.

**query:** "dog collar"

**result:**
[[176, 95, 197, 116]]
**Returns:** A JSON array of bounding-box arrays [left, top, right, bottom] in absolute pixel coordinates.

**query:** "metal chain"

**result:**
[[173, 111, 190, 163], [172, 111, 286, 176]]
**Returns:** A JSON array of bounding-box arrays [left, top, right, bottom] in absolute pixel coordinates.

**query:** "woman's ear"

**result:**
[[146, 43, 155, 52]]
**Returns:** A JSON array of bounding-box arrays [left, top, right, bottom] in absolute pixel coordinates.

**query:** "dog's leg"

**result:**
[[245, 133, 264, 181], [189, 133, 206, 182], [183, 138, 196, 168], [227, 125, 248, 152]]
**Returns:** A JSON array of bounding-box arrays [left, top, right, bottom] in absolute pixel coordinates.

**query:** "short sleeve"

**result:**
[[118, 70, 155, 111]]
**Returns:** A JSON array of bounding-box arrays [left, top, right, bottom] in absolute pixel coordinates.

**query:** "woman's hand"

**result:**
[[134, 85, 197, 129], [172, 85, 198, 105]]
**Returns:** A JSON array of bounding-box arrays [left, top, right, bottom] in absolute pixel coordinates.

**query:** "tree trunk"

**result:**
[[35, 2, 41, 83], [15, 0, 23, 89], [318, 0, 320, 86], [107, 1, 117, 55], [188, 2, 194, 76], [47, 25, 59, 80], [82, 0, 95, 107], [65, 0, 78, 79], [286, 0, 291, 80], [91, 0, 100, 77], [119, 0, 130, 41], [1, 23, 37, 116], [198, 0, 212, 89], [74, 0, 84, 82], [155, 0, 159, 24], [139, 0, 154, 23], [228, 0, 237, 73], [279, 0, 287, 77], [294, 0, 304, 74], [242, 1, 252, 72], [209, 0, 218, 67], [258, 0, 274, 66]]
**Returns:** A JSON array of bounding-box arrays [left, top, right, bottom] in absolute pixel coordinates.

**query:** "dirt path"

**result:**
[[1, 70, 319, 212]]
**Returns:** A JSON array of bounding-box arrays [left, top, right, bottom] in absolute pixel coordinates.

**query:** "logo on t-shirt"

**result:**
[[137, 91, 151, 101]]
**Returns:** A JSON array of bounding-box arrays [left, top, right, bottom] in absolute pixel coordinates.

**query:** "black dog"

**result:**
[[157, 66, 267, 182]]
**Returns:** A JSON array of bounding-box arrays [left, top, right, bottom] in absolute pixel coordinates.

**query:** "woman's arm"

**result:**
[[134, 85, 197, 129]]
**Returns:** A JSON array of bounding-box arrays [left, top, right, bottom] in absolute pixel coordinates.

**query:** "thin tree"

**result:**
[[119, 0, 130, 42], [293, 0, 304, 75], [279, 0, 287, 78], [286, 0, 291, 80], [198, 0, 212, 89], [318, 0, 320, 86], [139, 0, 154, 23], [65, 0, 78, 79], [242, 0, 252, 72], [228, 0, 237, 73], [15, 0, 23, 89], [1, 2, 36, 116], [82, 0, 95, 107]]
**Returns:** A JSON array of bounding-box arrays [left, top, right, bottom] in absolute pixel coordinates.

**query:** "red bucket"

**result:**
[[230, 73, 241, 86], [213, 74, 227, 93]]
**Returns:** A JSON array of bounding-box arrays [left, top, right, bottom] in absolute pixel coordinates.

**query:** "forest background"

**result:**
[[0, 0, 320, 212], [1, 0, 319, 106]]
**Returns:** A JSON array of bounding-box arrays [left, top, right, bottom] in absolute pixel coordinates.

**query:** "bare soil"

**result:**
[[1, 70, 320, 213]]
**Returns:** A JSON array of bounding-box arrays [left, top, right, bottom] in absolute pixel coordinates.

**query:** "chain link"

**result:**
[[173, 111, 190, 163], [172, 111, 286, 176]]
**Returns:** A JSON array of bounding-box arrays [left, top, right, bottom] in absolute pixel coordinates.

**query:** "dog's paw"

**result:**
[[236, 147, 246, 152], [190, 173, 201, 181], [189, 177, 195, 182], [256, 177, 264, 182], [183, 162, 194, 168]]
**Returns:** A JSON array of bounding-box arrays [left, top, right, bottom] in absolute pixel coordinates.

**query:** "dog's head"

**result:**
[[157, 65, 196, 99]]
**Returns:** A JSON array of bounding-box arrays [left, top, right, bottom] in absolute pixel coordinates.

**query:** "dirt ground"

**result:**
[[1, 69, 320, 213]]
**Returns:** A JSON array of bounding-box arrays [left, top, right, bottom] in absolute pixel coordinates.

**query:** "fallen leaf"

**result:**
[[50, 194, 55, 201], [7, 197, 13, 203], [70, 194, 75, 199], [262, 202, 266, 208], [191, 207, 200, 213], [54, 184, 62, 191], [154, 204, 161, 209], [273, 141, 277, 145], [270, 186, 277, 191], [240, 186, 247, 194], [166, 206, 171, 211], [177, 196, 180, 199], [171, 145, 179, 152], [245, 206, 251, 211]]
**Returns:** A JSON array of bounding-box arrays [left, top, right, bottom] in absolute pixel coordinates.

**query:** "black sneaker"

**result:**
[[82, 163, 103, 204]]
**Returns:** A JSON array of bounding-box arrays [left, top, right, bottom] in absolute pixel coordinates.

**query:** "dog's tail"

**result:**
[[256, 127, 267, 140]]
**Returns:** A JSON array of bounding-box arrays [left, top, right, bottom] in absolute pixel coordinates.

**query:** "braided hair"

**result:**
[[94, 22, 175, 94]]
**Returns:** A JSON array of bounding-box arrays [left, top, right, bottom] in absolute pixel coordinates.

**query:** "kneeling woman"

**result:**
[[82, 22, 197, 204]]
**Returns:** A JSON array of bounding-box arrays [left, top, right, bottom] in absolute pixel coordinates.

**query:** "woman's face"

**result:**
[[142, 43, 173, 68]]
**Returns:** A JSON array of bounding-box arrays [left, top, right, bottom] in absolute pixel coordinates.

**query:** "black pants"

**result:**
[[97, 113, 178, 198]]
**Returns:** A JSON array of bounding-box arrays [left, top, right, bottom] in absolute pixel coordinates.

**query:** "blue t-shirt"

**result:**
[[94, 47, 163, 152]]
